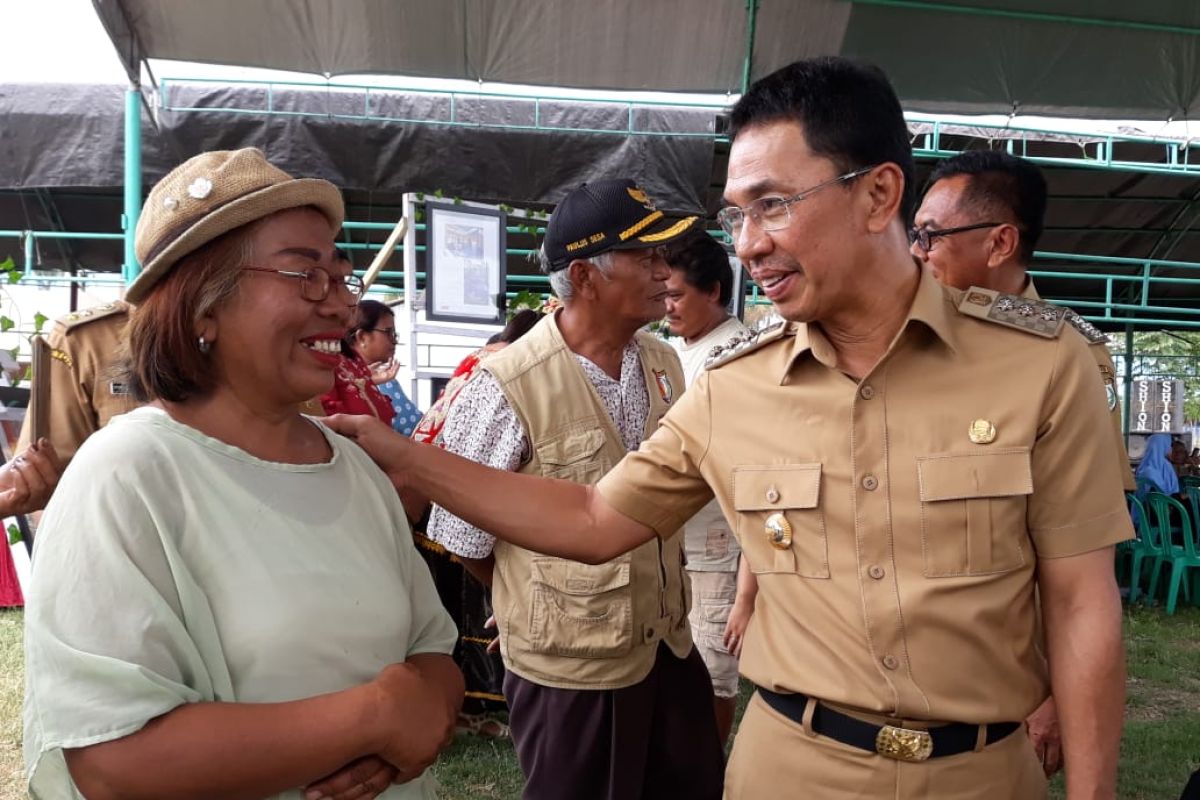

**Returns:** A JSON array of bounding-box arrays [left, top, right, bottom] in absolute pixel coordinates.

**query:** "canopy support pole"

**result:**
[[122, 84, 142, 287], [741, 0, 759, 94]]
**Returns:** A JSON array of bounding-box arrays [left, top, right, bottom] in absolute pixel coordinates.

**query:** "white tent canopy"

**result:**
[[93, 0, 1200, 119]]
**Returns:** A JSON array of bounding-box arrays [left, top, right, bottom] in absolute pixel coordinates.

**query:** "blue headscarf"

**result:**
[[1135, 433, 1180, 496]]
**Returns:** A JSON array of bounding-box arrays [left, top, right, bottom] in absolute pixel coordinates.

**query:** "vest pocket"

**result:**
[[527, 557, 634, 658], [917, 449, 1033, 577], [537, 428, 607, 485], [732, 463, 829, 578]]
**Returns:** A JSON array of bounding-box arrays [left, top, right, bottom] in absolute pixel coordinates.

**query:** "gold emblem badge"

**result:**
[[968, 419, 997, 444], [965, 291, 993, 307], [626, 186, 654, 209], [764, 512, 792, 549]]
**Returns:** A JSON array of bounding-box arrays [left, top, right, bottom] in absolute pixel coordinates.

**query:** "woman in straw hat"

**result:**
[[23, 148, 462, 800]]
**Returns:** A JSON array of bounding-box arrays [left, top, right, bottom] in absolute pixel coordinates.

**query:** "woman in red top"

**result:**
[[319, 300, 397, 425]]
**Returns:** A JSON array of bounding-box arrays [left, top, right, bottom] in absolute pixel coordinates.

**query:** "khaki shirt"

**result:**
[[598, 268, 1133, 724], [16, 302, 139, 464], [1023, 282, 1136, 491]]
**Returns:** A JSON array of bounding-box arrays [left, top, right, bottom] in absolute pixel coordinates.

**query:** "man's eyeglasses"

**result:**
[[243, 266, 365, 305], [717, 165, 877, 238], [907, 222, 1006, 254], [369, 326, 398, 343]]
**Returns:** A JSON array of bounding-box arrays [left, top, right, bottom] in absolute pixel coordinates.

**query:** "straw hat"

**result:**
[[128, 148, 344, 304]]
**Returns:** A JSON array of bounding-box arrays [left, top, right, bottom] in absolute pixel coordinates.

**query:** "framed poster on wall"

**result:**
[[425, 202, 507, 324]]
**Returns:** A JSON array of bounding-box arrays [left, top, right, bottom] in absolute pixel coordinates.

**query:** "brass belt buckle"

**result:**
[[875, 725, 933, 762]]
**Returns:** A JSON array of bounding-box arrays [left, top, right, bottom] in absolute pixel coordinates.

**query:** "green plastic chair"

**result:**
[[1126, 493, 1161, 603], [1144, 492, 1199, 614], [1119, 493, 1143, 589]]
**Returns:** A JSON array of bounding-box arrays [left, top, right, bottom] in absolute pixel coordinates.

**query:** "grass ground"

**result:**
[[0, 611, 23, 800], [1, 606, 1196, 799]]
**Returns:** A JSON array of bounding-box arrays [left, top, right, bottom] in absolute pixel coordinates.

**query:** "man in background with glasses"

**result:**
[[911, 150, 1136, 779], [912, 150, 1134, 497], [329, 57, 1132, 799]]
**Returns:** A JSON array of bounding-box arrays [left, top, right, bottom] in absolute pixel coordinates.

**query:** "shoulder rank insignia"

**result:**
[[956, 287, 1066, 339], [1063, 309, 1109, 345], [704, 319, 788, 370], [58, 301, 129, 332], [50, 348, 73, 369]]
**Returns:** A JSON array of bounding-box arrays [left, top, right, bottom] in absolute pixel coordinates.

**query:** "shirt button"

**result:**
[[766, 487, 780, 504], [868, 564, 885, 580], [860, 384, 875, 400], [882, 655, 899, 670], [861, 475, 879, 491]]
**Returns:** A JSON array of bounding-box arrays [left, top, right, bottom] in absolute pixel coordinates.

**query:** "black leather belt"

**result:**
[[758, 687, 1021, 762]]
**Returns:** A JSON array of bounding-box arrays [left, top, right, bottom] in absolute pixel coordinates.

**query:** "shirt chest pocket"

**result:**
[[732, 463, 829, 579], [917, 449, 1033, 577], [537, 428, 607, 485]]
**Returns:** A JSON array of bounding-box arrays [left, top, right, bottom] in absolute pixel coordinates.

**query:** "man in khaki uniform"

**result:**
[[911, 151, 1135, 493], [424, 179, 723, 800], [911, 151, 1137, 777], [329, 58, 1131, 799], [16, 301, 138, 467]]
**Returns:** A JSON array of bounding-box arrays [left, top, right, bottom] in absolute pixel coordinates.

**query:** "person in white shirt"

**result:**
[[663, 230, 750, 744]]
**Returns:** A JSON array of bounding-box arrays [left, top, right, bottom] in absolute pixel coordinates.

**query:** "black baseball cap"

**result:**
[[543, 178, 700, 271]]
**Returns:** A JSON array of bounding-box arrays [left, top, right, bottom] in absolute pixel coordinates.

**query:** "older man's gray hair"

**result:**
[[540, 247, 615, 302]]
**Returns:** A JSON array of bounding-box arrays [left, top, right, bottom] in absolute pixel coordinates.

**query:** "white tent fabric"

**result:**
[[93, 0, 1200, 119]]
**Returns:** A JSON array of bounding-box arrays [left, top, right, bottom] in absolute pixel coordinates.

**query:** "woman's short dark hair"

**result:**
[[662, 231, 733, 307], [729, 57, 916, 222], [120, 223, 256, 403], [489, 309, 540, 346], [344, 299, 394, 357]]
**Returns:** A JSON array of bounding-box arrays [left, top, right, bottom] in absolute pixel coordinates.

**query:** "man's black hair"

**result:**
[[926, 150, 1048, 263], [663, 230, 734, 307], [729, 57, 916, 222]]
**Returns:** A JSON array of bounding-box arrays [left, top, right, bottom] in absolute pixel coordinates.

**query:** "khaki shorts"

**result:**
[[687, 570, 740, 699]]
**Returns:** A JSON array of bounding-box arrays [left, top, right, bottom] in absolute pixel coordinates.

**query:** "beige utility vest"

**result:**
[[484, 314, 692, 690]]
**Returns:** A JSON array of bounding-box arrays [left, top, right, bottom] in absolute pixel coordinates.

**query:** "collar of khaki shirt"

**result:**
[[779, 265, 960, 383]]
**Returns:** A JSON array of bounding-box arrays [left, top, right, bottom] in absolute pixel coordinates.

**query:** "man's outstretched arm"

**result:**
[[327, 414, 655, 564]]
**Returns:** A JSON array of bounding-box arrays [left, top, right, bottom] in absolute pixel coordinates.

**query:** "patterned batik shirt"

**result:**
[[427, 341, 650, 559]]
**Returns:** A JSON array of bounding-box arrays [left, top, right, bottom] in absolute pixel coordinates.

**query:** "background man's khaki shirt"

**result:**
[[16, 302, 138, 463], [598, 268, 1133, 725], [1023, 281, 1136, 492]]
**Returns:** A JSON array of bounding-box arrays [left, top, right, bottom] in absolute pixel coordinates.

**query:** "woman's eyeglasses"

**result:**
[[369, 326, 398, 343], [243, 266, 365, 305]]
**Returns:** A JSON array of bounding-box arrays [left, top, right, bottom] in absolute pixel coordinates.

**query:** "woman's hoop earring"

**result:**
[[198, 336, 211, 354]]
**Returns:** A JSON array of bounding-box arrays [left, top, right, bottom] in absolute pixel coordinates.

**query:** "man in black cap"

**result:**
[[424, 179, 724, 800]]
